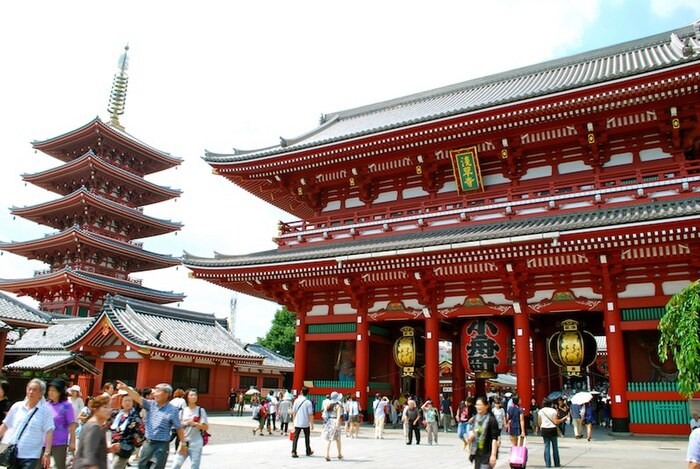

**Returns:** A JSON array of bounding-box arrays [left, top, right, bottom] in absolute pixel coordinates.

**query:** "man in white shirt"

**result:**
[[373, 395, 387, 439], [689, 427, 700, 469], [0, 378, 55, 469], [291, 386, 314, 458], [267, 390, 279, 434]]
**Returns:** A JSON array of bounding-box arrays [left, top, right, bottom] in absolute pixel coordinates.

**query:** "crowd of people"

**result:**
[[0, 378, 208, 469]]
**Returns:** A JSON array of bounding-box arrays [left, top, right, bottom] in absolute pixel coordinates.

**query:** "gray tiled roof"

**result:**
[[245, 344, 294, 370], [0, 292, 51, 326], [7, 317, 94, 351], [3, 350, 100, 374], [73, 296, 264, 360], [183, 197, 700, 268], [205, 23, 700, 162]]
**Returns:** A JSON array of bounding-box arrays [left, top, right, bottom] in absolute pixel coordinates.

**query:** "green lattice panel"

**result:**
[[628, 400, 689, 424]]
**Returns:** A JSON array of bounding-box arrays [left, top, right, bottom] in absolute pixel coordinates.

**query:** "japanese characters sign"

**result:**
[[461, 318, 512, 378], [449, 146, 483, 194]]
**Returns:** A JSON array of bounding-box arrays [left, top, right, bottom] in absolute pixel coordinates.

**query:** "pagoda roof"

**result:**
[[3, 351, 100, 375], [23, 150, 181, 206], [0, 226, 180, 272], [205, 23, 700, 163], [33, 117, 181, 175], [11, 187, 182, 238], [65, 295, 263, 361], [183, 197, 700, 269], [0, 268, 184, 304], [0, 292, 51, 327]]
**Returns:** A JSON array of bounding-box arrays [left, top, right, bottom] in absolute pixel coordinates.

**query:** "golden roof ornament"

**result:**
[[108, 45, 129, 130]]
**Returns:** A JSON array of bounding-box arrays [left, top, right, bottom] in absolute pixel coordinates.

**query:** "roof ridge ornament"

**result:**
[[108, 45, 130, 131]]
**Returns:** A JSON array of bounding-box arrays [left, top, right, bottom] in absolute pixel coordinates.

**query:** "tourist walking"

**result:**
[[538, 398, 567, 468], [468, 396, 499, 469], [67, 386, 83, 420], [421, 399, 439, 445], [346, 395, 361, 438], [171, 389, 208, 469], [457, 397, 475, 450], [237, 392, 245, 416], [44, 379, 76, 469], [528, 397, 540, 435], [228, 389, 236, 416], [291, 386, 314, 458], [439, 394, 453, 433], [321, 392, 343, 461], [251, 400, 267, 436], [582, 401, 594, 441], [0, 378, 55, 469], [490, 397, 505, 445], [0, 380, 9, 426], [405, 399, 421, 445], [278, 393, 292, 436], [556, 397, 569, 437], [72, 395, 119, 469], [373, 396, 388, 439], [115, 381, 186, 469], [506, 395, 526, 447], [110, 394, 145, 469], [266, 390, 278, 434]]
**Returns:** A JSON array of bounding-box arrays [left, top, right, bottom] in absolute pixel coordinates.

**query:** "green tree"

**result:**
[[658, 280, 700, 397], [257, 306, 296, 358]]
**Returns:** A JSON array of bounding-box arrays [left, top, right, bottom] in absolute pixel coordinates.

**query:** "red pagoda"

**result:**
[[0, 47, 184, 316], [185, 23, 700, 434]]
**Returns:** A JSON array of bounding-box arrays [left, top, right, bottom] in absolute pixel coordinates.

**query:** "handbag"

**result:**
[[542, 411, 564, 438], [197, 408, 210, 446], [0, 406, 39, 467]]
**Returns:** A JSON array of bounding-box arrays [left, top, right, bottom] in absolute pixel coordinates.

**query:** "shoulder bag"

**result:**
[[541, 410, 563, 438], [197, 407, 211, 446], [0, 406, 39, 467]]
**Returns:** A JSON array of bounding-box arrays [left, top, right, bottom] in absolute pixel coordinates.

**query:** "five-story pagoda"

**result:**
[[0, 47, 184, 316]]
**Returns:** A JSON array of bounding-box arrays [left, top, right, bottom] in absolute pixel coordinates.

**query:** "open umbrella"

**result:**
[[570, 391, 593, 405], [245, 388, 260, 395], [547, 391, 564, 400], [590, 390, 601, 395]]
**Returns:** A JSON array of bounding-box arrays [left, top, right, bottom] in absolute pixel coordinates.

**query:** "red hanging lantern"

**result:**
[[461, 318, 513, 378]]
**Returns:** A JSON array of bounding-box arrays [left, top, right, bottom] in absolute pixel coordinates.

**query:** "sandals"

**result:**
[[325, 456, 331, 461]]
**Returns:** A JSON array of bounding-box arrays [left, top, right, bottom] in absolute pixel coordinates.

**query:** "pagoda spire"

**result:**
[[108, 45, 129, 130]]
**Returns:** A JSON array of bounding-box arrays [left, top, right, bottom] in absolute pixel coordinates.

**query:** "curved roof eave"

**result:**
[[203, 23, 700, 165]]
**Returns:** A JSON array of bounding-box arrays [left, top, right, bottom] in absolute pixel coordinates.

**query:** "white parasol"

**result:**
[[245, 388, 260, 395], [570, 391, 593, 405]]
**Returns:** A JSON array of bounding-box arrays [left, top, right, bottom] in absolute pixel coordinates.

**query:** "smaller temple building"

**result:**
[[3, 295, 293, 409]]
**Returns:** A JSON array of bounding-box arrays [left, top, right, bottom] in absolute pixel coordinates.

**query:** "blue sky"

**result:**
[[0, 1, 698, 343]]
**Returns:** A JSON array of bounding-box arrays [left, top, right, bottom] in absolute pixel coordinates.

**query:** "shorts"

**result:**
[[349, 415, 359, 423]]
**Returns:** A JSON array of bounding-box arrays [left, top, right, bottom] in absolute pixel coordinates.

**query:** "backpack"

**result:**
[[259, 404, 268, 421]]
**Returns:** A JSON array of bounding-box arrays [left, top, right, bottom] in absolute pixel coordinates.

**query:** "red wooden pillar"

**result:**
[[424, 314, 440, 402], [601, 257, 630, 432], [513, 303, 532, 408], [135, 353, 151, 390], [292, 311, 307, 396], [451, 329, 465, 405], [0, 330, 7, 368], [532, 332, 549, 405], [355, 306, 369, 408]]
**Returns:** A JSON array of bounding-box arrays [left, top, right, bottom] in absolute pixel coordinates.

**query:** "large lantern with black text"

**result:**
[[461, 318, 513, 379], [394, 326, 416, 377], [547, 319, 597, 377]]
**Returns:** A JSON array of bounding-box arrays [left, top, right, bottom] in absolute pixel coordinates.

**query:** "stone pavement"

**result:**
[[168, 414, 690, 468]]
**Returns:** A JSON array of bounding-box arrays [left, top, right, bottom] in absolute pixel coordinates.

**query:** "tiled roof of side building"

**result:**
[[3, 351, 100, 375], [205, 23, 700, 162], [183, 197, 700, 268], [0, 292, 52, 326], [6, 317, 95, 351], [85, 296, 263, 359], [245, 344, 294, 370]]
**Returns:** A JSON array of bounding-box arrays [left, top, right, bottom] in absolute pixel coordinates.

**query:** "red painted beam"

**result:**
[[629, 423, 689, 436]]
